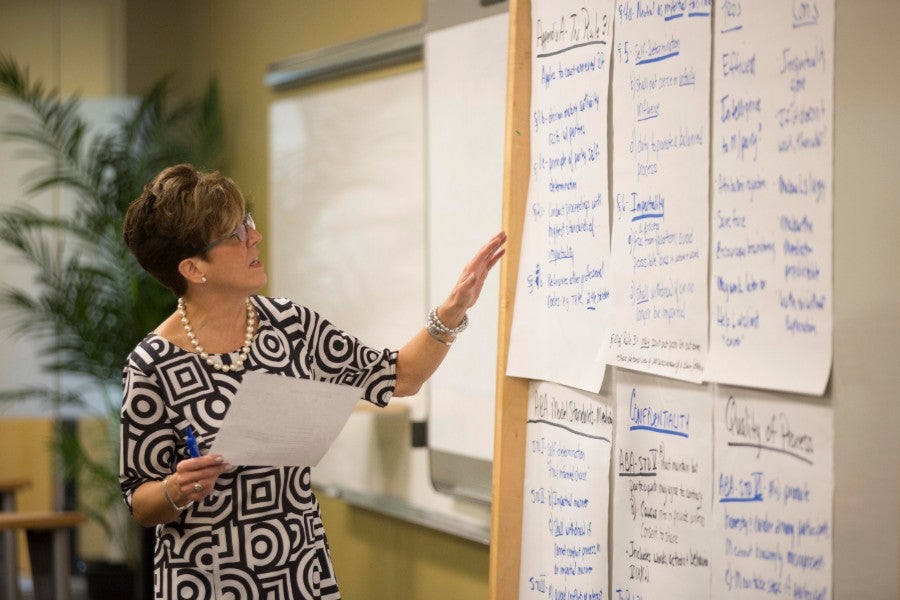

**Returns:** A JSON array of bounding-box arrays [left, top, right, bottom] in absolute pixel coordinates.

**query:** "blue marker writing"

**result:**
[[185, 426, 201, 458]]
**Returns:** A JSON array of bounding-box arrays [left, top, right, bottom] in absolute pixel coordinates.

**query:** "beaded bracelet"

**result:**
[[163, 475, 194, 512], [426, 306, 469, 337]]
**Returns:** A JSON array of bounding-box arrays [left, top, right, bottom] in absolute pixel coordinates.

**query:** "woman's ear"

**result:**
[[178, 258, 207, 286]]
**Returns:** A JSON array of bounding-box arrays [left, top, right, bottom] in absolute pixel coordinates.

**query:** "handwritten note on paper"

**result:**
[[713, 388, 833, 599], [519, 380, 614, 600], [600, 0, 712, 383], [507, 0, 614, 392], [612, 370, 712, 600], [705, 1, 834, 395]]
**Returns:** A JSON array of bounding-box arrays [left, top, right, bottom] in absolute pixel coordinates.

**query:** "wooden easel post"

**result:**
[[489, 1, 531, 598]]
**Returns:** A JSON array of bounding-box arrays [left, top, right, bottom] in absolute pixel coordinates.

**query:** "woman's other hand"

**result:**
[[173, 453, 231, 502]]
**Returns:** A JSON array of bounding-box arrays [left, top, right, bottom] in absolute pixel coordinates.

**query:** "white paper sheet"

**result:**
[[518, 380, 614, 600], [210, 372, 362, 467], [705, 1, 834, 395], [712, 387, 834, 599], [612, 369, 713, 599], [506, 0, 614, 392], [600, 1, 712, 382]]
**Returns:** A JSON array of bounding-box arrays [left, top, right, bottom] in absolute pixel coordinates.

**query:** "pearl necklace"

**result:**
[[177, 297, 256, 372]]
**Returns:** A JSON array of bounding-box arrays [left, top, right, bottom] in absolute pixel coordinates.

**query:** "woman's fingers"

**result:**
[[176, 454, 230, 498], [455, 231, 507, 306], [458, 232, 507, 283], [474, 231, 507, 266]]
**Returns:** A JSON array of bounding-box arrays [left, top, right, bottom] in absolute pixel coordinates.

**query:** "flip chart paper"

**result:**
[[612, 369, 713, 599], [705, 0, 834, 395], [712, 387, 834, 599], [210, 372, 362, 467], [507, 0, 614, 392], [600, 0, 712, 382], [519, 380, 614, 600]]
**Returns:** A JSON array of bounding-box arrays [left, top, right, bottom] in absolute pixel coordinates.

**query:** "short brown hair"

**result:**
[[123, 164, 246, 295]]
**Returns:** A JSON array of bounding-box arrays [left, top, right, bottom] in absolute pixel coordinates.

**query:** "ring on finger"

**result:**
[[193, 482, 203, 493]]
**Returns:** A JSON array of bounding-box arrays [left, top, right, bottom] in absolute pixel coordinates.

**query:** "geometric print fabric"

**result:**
[[120, 295, 397, 599]]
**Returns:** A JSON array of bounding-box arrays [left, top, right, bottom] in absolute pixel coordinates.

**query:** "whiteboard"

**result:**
[[269, 69, 491, 536], [269, 71, 427, 379], [425, 12, 509, 501]]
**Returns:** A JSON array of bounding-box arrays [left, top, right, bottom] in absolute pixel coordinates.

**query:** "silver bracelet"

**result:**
[[426, 327, 453, 346], [163, 475, 194, 512], [426, 306, 468, 337]]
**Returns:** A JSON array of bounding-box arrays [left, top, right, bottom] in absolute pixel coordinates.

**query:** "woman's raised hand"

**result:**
[[441, 231, 507, 322]]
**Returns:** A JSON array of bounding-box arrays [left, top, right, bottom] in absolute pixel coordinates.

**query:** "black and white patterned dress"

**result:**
[[119, 295, 397, 599]]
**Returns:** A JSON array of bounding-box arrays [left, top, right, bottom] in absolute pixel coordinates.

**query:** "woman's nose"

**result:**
[[248, 223, 262, 246]]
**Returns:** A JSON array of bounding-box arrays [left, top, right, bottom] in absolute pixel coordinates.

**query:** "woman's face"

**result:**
[[198, 212, 267, 293]]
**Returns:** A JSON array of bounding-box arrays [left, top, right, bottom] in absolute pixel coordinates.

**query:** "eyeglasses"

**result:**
[[199, 213, 256, 254]]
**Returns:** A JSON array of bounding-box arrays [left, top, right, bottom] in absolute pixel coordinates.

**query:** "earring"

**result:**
[[201, 276, 207, 284]]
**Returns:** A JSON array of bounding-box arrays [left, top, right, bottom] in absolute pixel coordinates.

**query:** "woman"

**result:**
[[119, 163, 506, 599]]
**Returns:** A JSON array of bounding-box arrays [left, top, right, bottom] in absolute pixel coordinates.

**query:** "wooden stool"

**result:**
[[0, 511, 85, 600], [0, 478, 30, 600]]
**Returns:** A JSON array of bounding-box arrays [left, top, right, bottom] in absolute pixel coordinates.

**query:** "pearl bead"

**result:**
[[178, 297, 255, 372]]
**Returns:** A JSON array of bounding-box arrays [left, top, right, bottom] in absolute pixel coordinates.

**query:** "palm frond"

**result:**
[[0, 386, 92, 412], [0, 54, 222, 562], [0, 55, 93, 196]]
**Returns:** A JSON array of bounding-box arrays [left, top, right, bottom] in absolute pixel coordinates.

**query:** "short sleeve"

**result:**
[[119, 360, 177, 511], [291, 300, 398, 406]]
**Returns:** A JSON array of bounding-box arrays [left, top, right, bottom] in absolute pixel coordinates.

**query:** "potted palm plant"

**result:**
[[0, 54, 223, 598]]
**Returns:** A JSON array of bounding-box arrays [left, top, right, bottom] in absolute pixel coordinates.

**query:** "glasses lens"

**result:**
[[234, 213, 254, 243]]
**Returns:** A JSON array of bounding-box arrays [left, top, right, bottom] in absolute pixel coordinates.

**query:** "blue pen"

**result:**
[[185, 426, 201, 458]]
